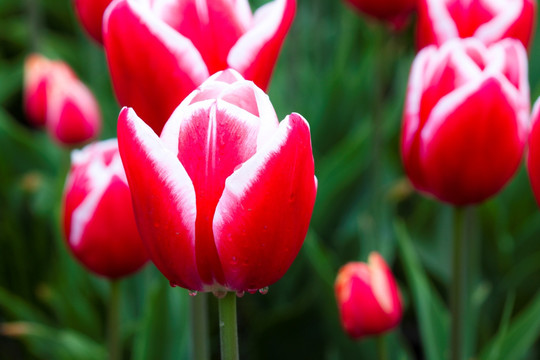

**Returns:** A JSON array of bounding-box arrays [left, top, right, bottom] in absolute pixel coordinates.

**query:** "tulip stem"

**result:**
[[218, 292, 239, 360], [108, 280, 121, 360], [451, 207, 467, 360], [376, 335, 388, 360], [190, 293, 210, 360]]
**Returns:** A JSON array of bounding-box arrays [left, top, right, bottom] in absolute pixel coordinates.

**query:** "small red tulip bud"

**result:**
[[335, 253, 403, 339]]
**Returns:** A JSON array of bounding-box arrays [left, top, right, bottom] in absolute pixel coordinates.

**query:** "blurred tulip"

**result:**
[[103, 0, 296, 135], [335, 253, 403, 339], [417, 0, 536, 50], [73, 0, 114, 43], [23, 54, 68, 127], [117, 70, 317, 293], [527, 98, 540, 206], [23, 53, 101, 145], [401, 38, 529, 206], [343, 0, 416, 28], [63, 139, 148, 278]]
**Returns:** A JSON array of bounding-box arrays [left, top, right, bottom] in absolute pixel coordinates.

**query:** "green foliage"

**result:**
[[2, 0, 540, 359]]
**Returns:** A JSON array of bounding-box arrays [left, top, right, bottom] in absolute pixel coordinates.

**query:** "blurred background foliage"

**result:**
[[2, 0, 540, 359]]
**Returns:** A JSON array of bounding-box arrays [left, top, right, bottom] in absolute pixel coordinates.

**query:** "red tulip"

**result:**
[[527, 98, 540, 206], [23, 54, 101, 145], [103, 0, 296, 135], [401, 38, 530, 206], [335, 253, 403, 339], [417, 0, 536, 50], [343, 0, 417, 27], [117, 70, 317, 293], [73, 0, 114, 44], [63, 139, 149, 278]]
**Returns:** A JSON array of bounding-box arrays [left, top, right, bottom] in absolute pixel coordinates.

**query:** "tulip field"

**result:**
[[4, 0, 540, 359]]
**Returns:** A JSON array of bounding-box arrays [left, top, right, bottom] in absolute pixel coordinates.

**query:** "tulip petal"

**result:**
[[117, 107, 202, 290], [213, 113, 316, 291], [152, 0, 252, 74], [73, 0, 113, 44], [103, 0, 209, 135], [527, 98, 540, 207], [227, 0, 296, 91], [46, 75, 101, 145], [420, 76, 525, 205], [173, 100, 265, 286]]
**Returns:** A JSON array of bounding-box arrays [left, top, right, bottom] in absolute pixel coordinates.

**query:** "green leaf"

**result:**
[[132, 277, 190, 360], [395, 220, 450, 360], [0, 321, 106, 360], [0, 286, 49, 324], [479, 290, 540, 360]]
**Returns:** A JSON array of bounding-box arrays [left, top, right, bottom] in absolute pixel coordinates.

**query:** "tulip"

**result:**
[[23, 53, 101, 145], [343, 0, 416, 27], [117, 69, 317, 293], [335, 253, 403, 339], [417, 0, 536, 50], [401, 38, 529, 206], [46, 68, 102, 146], [73, 0, 114, 44], [62, 139, 148, 278], [103, 0, 296, 135], [527, 98, 540, 206]]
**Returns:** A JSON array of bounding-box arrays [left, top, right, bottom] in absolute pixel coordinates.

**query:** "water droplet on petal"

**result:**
[[259, 287, 269, 295], [188, 290, 198, 297], [236, 291, 245, 298], [169, 281, 177, 288], [247, 289, 258, 294]]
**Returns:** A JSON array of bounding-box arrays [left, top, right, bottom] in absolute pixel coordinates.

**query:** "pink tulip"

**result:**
[[417, 0, 536, 50], [335, 253, 403, 339], [117, 70, 317, 293], [23, 54, 101, 145], [63, 139, 148, 279], [103, 0, 296, 135], [343, 0, 417, 27], [401, 38, 530, 206], [73, 0, 114, 44]]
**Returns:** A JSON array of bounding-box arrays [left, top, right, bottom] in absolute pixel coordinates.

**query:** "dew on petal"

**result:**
[[259, 286, 269, 295], [188, 290, 198, 297], [236, 290, 245, 298]]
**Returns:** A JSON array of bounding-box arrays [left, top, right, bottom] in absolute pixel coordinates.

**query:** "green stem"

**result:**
[[25, 0, 42, 52], [218, 292, 239, 360], [108, 280, 121, 360], [190, 293, 210, 360], [376, 334, 388, 360], [451, 207, 467, 360]]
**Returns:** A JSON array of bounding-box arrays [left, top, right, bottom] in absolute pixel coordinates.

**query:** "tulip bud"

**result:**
[[46, 69, 102, 146], [103, 0, 296, 134], [62, 139, 148, 278], [401, 38, 529, 205], [23, 54, 64, 127], [23, 53, 102, 146], [343, 0, 416, 28], [335, 253, 403, 339], [73, 0, 114, 44], [417, 0, 536, 50], [117, 69, 317, 293]]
